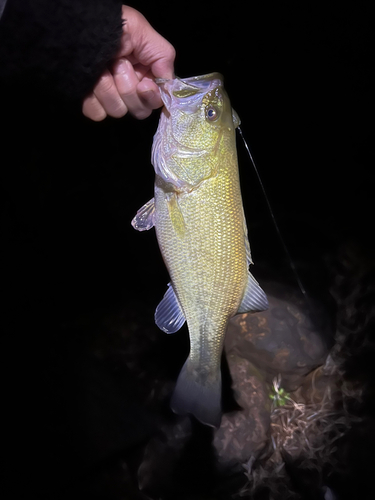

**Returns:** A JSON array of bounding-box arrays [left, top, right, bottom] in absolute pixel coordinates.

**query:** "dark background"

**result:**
[[2, 2, 374, 498]]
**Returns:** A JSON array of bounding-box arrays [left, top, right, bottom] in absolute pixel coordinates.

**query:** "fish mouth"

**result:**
[[155, 73, 224, 108], [155, 72, 223, 87]]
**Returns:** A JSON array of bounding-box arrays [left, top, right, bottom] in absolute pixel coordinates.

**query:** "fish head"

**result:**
[[152, 73, 240, 190]]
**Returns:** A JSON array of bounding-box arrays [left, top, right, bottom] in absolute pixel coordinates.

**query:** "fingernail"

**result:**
[[115, 57, 131, 74]]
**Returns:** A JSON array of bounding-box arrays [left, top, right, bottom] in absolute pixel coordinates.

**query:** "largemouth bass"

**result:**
[[132, 73, 268, 427]]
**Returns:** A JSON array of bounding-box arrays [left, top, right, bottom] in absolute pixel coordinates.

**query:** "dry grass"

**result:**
[[239, 356, 356, 497]]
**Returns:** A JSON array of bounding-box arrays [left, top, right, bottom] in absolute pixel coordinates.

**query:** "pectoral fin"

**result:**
[[166, 193, 186, 238], [237, 272, 268, 314], [131, 198, 155, 231], [155, 283, 186, 333]]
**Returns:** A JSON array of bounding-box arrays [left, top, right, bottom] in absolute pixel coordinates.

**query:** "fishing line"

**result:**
[[237, 127, 311, 306]]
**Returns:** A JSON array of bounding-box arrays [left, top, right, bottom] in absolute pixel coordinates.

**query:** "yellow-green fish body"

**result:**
[[132, 73, 268, 427]]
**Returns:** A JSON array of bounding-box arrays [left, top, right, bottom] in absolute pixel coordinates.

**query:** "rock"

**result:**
[[225, 281, 330, 392], [214, 354, 270, 467]]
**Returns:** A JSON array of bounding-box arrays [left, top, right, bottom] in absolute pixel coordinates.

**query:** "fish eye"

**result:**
[[206, 106, 219, 121]]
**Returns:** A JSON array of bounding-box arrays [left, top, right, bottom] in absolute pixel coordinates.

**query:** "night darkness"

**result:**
[[2, 2, 374, 499]]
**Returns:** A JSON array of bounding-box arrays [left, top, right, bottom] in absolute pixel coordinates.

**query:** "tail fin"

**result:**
[[170, 359, 222, 428]]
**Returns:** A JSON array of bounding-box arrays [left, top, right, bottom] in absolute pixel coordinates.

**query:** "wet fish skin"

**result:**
[[132, 73, 268, 427]]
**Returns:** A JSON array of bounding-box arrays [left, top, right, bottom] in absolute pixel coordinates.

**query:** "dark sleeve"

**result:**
[[0, 0, 124, 102]]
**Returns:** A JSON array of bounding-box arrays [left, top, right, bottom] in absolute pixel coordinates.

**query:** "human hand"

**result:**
[[82, 5, 175, 121]]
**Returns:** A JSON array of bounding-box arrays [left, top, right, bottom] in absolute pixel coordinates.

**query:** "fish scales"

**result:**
[[132, 73, 268, 427], [155, 155, 247, 362]]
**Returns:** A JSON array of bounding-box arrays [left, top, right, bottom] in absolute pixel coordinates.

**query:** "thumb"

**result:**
[[150, 48, 176, 79], [120, 6, 175, 79], [132, 20, 175, 79]]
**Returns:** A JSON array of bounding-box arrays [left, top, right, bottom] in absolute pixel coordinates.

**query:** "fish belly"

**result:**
[[154, 165, 247, 426]]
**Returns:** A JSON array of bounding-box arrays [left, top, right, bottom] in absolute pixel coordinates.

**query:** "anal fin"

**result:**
[[155, 283, 186, 333]]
